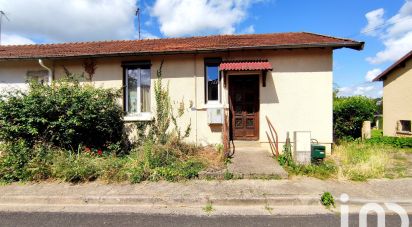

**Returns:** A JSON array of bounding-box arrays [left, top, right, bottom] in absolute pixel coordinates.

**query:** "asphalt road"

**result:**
[[0, 212, 409, 227]]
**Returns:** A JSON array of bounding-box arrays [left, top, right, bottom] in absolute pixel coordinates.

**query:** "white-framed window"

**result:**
[[122, 62, 151, 117], [398, 120, 411, 133], [26, 70, 48, 84], [204, 58, 221, 104]]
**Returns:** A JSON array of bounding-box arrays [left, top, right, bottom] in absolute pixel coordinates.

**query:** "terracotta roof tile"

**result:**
[[0, 32, 363, 60], [220, 60, 273, 71]]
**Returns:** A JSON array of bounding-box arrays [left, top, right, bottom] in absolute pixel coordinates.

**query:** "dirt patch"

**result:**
[[195, 146, 225, 171]]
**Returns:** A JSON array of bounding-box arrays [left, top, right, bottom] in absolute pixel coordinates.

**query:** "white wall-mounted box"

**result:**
[[207, 108, 223, 124]]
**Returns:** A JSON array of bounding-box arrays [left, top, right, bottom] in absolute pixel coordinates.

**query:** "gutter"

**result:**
[[38, 59, 53, 85]]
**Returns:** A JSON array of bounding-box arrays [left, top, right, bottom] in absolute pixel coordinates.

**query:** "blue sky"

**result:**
[[1, 0, 411, 98]]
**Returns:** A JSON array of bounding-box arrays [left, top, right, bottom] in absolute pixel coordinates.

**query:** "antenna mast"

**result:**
[[136, 8, 141, 40], [0, 11, 10, 45]]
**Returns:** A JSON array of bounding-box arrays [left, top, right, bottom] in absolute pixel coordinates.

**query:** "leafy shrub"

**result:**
[[0, 78, 124, 150], [0, 140, 32, 182], [320, 192, 335, 208], [333, 96, 377, 140]]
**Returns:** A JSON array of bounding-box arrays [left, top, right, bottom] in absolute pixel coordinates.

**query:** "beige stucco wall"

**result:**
[[382, 58, 412, 137], [0, 48, 333, 152]]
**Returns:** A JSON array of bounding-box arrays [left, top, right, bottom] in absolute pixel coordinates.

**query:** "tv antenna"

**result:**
[[0, 10, 9, 45], [136, 8, 141, 40]]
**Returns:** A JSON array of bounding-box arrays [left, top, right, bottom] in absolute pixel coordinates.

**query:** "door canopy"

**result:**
[[219, 60, 273, 87], [219, 60, 272, 71]]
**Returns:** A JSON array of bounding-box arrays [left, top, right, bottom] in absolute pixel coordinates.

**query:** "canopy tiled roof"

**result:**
[[220, 60, 273, 71], [0, 32, 363, 60]]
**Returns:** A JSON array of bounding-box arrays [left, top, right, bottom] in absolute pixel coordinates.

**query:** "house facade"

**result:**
[[373, 50, 412, 137], [0, 32, 363, 152]]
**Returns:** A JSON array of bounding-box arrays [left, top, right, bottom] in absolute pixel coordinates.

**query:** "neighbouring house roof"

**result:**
[[219, 60, 273, 71], [0, 32, 363, 60], [373, 50, 412, 81]]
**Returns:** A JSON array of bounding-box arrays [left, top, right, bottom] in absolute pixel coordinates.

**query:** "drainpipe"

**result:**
[[38, 59, 53, 85]]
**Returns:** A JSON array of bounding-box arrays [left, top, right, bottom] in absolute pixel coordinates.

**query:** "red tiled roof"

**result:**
[[220, 60, 273, 71], [373, 50, 412, 81], [0, 32, 364, 60]]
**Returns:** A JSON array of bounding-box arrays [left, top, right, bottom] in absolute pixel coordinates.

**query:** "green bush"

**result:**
[[0, 78, 124, 150], [0, 140, 32, 182], [334, 96, 377, 140], [366, 136, 412, 148]]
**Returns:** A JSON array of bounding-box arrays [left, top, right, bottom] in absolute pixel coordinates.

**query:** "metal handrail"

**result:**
[[265, 116, 279, 157]]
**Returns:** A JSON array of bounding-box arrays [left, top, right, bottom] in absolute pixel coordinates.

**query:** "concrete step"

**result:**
[[233, 140, 261, 148]]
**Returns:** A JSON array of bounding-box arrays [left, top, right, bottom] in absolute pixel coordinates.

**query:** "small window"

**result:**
[[204, 58, 221, 103], [122, 62, 151, 115], [26, 70, 48, 84], [399, 120, 411, 133]]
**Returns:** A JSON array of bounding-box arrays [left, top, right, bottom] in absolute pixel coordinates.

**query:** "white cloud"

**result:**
[[353, 85, 374, 95], [1, 33, 35, 45], [364, 0, 412, 64], [338, 83, 382, 98], [365, 68, 382, 82], [150, 0, 261, 37], [240, 25, 255, 34], [0, 0, 137, 43], [361, 8, 385, 36]]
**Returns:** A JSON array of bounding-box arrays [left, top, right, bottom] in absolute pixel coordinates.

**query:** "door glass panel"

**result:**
[[246, 118, 254, 128], [245, 93, 254, 102], [235, 105, 242, 115], [235, 118, 243, 128], [246, 105, 254, 114], [235, 93, 242, 103]]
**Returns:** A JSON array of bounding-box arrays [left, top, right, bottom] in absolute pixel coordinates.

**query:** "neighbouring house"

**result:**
[[373, 50, 412, 137], [0, 32, 363, 153]]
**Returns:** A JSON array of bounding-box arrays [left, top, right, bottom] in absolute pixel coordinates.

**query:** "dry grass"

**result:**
[[333, 142, 411, 181], [193, 145, 225, 171]]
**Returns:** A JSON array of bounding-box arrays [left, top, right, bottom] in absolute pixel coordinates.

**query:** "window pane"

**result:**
[[140, 69, 151, 112], [127, 69, 138, 114], [207, 65, 219, 101], [400, 120, 411, 132]]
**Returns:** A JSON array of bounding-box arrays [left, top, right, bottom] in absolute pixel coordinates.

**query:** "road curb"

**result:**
[[1, 194, 410, 208], [0, 194, 321, 207]]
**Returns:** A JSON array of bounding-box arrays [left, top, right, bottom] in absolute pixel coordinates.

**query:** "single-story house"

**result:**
[[373, 50, 412, 137], [0, 32, 363, 153]]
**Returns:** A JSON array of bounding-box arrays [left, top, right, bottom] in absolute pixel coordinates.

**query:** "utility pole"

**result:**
[[0, 11, 10, 45], [136, 8, 141, 40]]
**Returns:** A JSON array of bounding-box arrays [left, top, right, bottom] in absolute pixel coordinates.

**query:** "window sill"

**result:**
[[200, 102, 224, 109], [123, 113, 153, 122], [396, 131, 412, 135]]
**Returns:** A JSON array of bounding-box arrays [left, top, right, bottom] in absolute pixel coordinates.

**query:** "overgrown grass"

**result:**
[[333, 142, 412, 181], [278, 139, 412, 181], [0, 140, 224, 184]]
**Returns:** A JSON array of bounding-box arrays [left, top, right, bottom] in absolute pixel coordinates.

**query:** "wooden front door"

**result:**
[[229, 76, 259, 140]]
